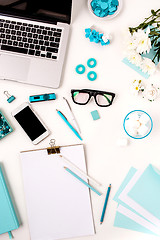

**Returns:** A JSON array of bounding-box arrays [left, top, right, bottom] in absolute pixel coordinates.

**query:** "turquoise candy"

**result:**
[[91, 1, 96, 7], [100, 39, 110, 46], [108, 11, 115, 15], [89, 35, 94, 42], [100, 11, 107, 17], [106, 39, 110, 45], [85, 28, 91, 33], [101, 2, 108, 9], [109, 6, 117, 12], [112, 0, 119, 6], [95, 31, 99, 37], [85, 28, 91, 38], [108, 6, 117, 14], [100, 40, 106, 46], [94, 8, 101, 17], [92, 29, 97, 34], [90, 0, 119, 17], [94, 38, 99, 43], [99, 33, 103, 38]]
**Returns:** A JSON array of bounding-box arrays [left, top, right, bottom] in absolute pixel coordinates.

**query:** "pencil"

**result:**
[[60, 155, 102, 187], [63, 97, 81, 134], [100, 184, 111, 224], [64, 167, 102, 196]]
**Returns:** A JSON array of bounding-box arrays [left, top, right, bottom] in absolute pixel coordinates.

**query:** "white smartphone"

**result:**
[[12, 102, 49, 144]]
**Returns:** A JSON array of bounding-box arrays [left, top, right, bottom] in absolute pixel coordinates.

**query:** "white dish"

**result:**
[[123, 110, 153, 139], [88, 0, 122, 20]]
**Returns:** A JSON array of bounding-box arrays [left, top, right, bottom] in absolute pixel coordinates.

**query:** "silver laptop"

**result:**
[[0, 0, 72, 88]]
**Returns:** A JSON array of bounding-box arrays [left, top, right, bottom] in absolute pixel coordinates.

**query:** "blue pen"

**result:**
[[64, 167, 102, 196], [100, 184, 111, 224], [56, 109, 82, 141]]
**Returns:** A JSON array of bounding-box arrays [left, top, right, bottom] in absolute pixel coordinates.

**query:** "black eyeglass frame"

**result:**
[[71, 89, 115, 107]]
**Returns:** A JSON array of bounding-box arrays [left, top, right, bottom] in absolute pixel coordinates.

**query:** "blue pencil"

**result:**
[[64, 167, 102, 196], [100, 184, 111, 224]]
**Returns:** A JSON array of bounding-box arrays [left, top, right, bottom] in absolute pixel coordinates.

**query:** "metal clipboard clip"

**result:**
[[47, 139, 60, 155]]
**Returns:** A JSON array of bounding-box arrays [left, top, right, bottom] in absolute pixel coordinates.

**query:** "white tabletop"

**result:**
[[1, 0, 160, 240]]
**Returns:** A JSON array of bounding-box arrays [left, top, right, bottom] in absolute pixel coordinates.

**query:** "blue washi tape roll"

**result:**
[[75, 64, 85, 74], [87, 58, 97, 68], [87, 71, 97, 81]]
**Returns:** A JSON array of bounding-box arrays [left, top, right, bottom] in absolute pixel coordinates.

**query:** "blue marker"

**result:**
[[56, 109, 82, 141]]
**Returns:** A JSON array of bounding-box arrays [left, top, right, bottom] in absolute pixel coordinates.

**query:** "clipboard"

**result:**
[[21, 138, 80, 154], [20, 139, 95, 240]]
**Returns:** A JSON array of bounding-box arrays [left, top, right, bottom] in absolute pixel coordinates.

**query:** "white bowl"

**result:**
[[88, 0, 122, 20], [123, 110, 153, 139]]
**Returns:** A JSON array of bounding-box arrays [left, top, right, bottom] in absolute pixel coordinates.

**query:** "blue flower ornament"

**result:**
[[85, 27, 111, 46]]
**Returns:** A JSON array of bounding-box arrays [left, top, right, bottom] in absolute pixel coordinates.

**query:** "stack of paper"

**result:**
[[113, 164, 160, 236], [20, 145, 95, 240]]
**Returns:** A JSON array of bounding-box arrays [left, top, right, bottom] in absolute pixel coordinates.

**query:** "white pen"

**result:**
[[59, 154, 102, 187], [63, 97, 81, 134]]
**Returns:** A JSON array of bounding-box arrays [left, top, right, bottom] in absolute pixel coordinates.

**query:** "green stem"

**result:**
[[152, 51, 158, 63], [130, 9, 160, 33]]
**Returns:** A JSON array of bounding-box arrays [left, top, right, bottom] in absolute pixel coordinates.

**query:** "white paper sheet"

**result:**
[[117, 205, 160, 235], [20, 144, 95, 240]]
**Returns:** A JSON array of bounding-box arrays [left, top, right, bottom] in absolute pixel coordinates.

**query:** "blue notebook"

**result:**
[[0, 167, 19, 238]]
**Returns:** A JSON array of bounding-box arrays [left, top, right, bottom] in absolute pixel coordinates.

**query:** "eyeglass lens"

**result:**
[[73, 91, 90, 104], [96, 94, 113, 106]]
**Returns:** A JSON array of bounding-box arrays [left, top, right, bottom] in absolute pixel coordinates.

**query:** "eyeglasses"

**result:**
[[71, 89, 115, 107]]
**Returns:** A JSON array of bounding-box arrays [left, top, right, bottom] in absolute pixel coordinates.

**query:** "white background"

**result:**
[[1, 0, 160, 239]]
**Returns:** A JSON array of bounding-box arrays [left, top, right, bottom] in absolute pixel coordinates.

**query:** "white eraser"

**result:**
[[117, 138, 129, 147]]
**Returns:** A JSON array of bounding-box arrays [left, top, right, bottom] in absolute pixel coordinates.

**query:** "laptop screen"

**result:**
[[0, 0, 72, 24]]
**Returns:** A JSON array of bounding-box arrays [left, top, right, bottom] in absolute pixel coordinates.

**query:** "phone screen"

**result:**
[[14, 106, 47, 141]]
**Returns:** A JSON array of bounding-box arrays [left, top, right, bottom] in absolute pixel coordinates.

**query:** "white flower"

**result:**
[[102, 33, 112, 42], [126, 50, 143, 67], [141, 58, 156, 75], [126, 35, 137, 50], [123, 29, 137, 50], [133, 29, 151, 54], [131, 79, 144, 95], [143, 84, 159, 101]]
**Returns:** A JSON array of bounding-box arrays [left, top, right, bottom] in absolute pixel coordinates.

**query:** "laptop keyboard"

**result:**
[[0, 18, 62, 60]]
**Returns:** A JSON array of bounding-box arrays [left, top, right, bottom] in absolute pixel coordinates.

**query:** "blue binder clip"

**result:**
[[4, 91, 15, 103]]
